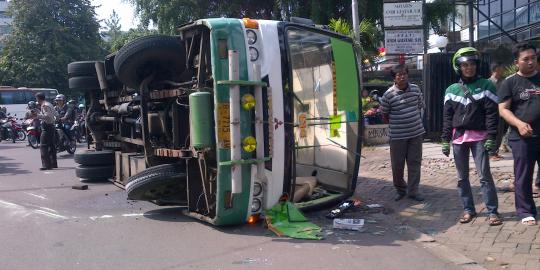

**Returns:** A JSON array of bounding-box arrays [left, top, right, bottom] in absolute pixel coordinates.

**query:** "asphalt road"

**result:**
[[0, 142, 463, 270]]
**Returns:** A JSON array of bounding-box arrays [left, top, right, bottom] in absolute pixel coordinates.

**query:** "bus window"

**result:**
[[24, 91, 36, 102], [0, 91, 27, 104]]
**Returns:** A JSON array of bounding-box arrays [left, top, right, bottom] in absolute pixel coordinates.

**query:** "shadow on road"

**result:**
[[143, 207, 192, 222], [0, 155, 31, 176]]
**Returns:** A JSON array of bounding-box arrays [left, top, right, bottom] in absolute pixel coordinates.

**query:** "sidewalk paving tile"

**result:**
[[356, 142, 540, 270]]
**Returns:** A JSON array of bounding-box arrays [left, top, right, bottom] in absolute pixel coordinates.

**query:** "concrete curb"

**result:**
[[408, 228, 488, 270]]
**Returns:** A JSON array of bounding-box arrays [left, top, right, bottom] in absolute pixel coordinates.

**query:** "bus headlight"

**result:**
[[251, 198, 262, 212], [249, 47, 259, 61], [242, 136, 256, 152], [241, 93, 256, 110], [253, 182, 262, 196], [246, 30, 257, 45]]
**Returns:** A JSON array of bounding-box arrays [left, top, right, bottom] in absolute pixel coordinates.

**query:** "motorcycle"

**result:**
[[0, 116, 25, 143], [55, 122, 76, 154], [71, 119, 85, 143], [25, 118, 41, 149], [11, 118, 26, 141]]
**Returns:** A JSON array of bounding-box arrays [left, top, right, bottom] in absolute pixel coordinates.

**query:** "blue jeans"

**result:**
[[62, 124, 72, 141], [453, 140, 499, 215]]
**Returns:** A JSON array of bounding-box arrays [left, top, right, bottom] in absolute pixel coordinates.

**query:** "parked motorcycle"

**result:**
[[55, 122, 76, 154], [25, 118, 41, 149]]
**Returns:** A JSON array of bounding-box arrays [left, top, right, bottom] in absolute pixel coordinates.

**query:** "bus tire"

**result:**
[[126, 164, 186, 201], [75, 165, 114, 181], [68, 76, 100, 91], [74, 149, 115, 166], [114, 35, 186, 89], [68, 61, 101, 77]]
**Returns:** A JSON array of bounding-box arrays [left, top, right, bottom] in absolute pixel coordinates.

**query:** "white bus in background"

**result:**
[[0, 86, 58, 119]]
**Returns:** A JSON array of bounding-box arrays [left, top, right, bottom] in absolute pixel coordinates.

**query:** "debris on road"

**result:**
[[232, 258, 257, 265], [265, 201, 322, 240], [333, 218, 365, 231], [71, 184, 88, 190], [325, 199, 361, 219]]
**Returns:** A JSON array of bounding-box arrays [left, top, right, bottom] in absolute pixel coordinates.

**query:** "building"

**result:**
[[0, 0, 12, 51], [449, 1, 540, 49]]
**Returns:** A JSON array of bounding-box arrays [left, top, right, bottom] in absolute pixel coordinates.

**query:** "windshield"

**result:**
[[286, 27, 360, 190]]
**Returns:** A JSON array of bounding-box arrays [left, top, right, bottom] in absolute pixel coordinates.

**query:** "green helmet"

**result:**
[[452, 47, 480, 74]]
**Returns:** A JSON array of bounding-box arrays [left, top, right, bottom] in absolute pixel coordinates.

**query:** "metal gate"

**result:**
[[423, 53, 491, 139]]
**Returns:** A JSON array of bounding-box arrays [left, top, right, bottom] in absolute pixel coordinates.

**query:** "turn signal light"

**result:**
[[247, 214, 260, 224], [242, 136, 257, 152], [241, 93, 256, 110], [243, 18, 259, 29]]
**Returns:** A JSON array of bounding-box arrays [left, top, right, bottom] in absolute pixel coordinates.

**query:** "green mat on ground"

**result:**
[[264, 201, 322, 240]]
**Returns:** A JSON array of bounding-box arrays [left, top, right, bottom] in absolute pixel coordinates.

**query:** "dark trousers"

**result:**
[[389, 135, 423, 196], [490, 118, 508, 156], [40, 123, 57, 169], [508, 137, 540, 219]]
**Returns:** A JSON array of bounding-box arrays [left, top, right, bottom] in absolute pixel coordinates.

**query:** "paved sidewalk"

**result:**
[[355, 143, 540, 270]]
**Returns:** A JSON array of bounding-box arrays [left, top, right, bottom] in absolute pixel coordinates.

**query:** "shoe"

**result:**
[[39, 167, 51, 171], [394, 193, 405, 201], [500, 144, 509, 153], [489, 154, 503, 161], [408, 194, 425, 202]]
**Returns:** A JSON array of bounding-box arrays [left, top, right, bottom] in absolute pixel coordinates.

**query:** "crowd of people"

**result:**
[[18, 93, 84, 170], [379, 43, 540, 227]]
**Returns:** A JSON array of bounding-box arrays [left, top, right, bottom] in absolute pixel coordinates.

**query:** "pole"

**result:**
[[468, 0, 474, 46], [351, 0, 363, 96], [452, 0, 456, 47], [352, 0, 359, 42]]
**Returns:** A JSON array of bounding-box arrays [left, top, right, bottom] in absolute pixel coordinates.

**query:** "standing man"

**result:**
[[380, 64, 425, 202], [498, 43, 540, 226], [488, 62, 507, 161], [442, 47, 502, 226], [36, 92, 58, 170]]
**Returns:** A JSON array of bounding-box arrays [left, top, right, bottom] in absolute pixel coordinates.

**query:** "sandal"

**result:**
[[521, 217, 537, 226], [488, 214, 503, 226], [459, 212, 476, 224]]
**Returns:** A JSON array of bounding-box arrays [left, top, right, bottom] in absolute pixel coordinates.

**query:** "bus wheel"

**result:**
[[114, 35, 186, 90], [68, 61, 102, 77], [68, 76, 100, 92], [126, 164, 187, 201], [74, 149, 115, 166], [76, 165, 114, 181]]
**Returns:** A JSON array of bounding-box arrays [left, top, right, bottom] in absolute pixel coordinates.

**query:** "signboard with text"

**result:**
[[384, 29, 424, 54], [383, 1, 423, 27]]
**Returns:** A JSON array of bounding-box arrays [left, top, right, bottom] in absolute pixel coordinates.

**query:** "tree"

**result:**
[[103, 10, 122, 43], [127, 0, 278, 34], [328, 18, 380, 62], [0, 0, 103, 92], [108, 27, 158, 53]]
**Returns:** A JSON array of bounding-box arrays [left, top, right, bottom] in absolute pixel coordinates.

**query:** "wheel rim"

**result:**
[[29, 136, 38, 147], [17, 131, 26, 141]]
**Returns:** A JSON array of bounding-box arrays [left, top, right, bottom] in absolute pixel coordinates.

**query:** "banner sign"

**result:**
[[384, 29, 424, 54], [383, 1, 423, 27]]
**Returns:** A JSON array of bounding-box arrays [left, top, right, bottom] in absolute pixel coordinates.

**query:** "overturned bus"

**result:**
[[69, 18, 362, 226]]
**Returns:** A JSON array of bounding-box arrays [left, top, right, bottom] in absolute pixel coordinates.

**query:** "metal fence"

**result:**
[[423, 53, 491, 139]]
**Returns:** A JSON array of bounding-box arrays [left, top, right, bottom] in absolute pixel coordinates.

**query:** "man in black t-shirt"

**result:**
[[498, 43, 540, 226]]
